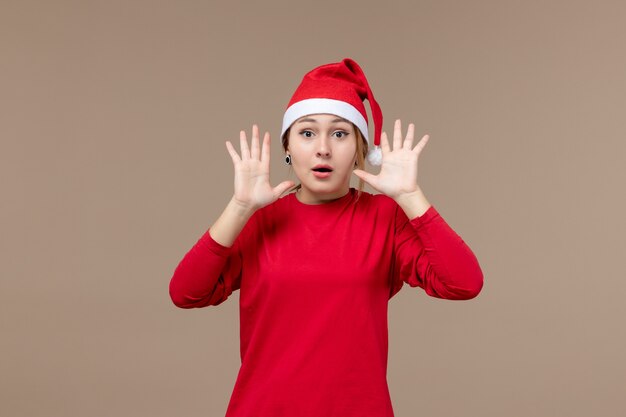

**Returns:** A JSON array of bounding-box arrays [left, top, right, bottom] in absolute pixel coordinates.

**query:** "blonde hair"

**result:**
[[281, 123, 368, 202]]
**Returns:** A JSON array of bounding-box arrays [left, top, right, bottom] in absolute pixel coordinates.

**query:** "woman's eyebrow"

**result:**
[[295, 117, 318, 124]]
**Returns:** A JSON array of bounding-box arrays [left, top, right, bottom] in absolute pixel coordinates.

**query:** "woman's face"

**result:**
[[286, 113, 358, 204]]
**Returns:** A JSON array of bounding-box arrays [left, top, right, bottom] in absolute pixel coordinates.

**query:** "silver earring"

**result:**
[[285, 155, 292, 165]]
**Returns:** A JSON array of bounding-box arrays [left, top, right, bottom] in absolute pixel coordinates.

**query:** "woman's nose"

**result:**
[[316, 136, 331, 157]]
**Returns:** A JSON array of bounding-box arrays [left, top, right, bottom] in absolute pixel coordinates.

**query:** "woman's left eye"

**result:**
[[334, 131, 348, 139]]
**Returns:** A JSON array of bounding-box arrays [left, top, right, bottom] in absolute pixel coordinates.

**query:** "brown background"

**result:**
[[1, 0, 625, 416]]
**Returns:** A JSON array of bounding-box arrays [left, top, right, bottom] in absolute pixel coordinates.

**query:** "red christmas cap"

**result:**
[[280, 58, 384, 165]]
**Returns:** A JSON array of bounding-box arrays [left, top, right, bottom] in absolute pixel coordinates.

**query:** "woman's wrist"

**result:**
[[228, 196, 257, 220], [393, 187, 431, 219], [208, 198, 255, 247]]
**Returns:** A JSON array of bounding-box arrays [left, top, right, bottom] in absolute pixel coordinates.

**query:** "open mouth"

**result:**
[[312, 165, 333, 173], [312, 165, 333, 179]]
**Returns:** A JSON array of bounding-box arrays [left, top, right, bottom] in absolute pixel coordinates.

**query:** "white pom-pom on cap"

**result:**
[[366, 146, 382, 166]]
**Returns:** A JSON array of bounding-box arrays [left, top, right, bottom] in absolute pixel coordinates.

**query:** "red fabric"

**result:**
[[169, 189, 483, 416]]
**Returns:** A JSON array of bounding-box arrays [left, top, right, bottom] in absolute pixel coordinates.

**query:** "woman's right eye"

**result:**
[[300, 130, 313, 138]]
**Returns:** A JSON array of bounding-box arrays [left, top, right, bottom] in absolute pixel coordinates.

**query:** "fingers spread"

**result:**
[[403, 123, 415, 149], [380, 131, 391, 154], [240, 129, 251, 160], [393, 119, 402, 151], [353, 169, 375, 186], [225, 141, 241, 164], [251, 129, 261, 160], [261, 132, 271, 169], [413, 134, 430, 154], [274, 180, 295, 197]]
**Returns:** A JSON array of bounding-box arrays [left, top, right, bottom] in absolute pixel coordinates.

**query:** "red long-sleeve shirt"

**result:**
[[169, 188, 483, 416]]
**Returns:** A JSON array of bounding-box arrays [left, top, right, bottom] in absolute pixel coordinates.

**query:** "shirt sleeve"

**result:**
[[168, 228, 244, 308], [390, 205, 484, 300]]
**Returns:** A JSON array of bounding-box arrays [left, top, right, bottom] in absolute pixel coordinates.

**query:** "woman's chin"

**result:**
[[300, 181, 348, 197]]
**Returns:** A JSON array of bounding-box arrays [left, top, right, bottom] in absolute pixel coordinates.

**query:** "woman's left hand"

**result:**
[[353, 119, 430, 200]]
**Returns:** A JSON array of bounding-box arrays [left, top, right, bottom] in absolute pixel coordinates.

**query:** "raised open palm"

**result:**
[[225, 124, 295, 212], [353, 119, 429, 199]]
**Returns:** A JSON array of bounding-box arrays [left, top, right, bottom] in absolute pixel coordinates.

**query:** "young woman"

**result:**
[[169, 58, 484, 417]]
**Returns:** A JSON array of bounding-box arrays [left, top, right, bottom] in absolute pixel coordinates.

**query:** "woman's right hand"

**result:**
[[225, 124, 295, 213]]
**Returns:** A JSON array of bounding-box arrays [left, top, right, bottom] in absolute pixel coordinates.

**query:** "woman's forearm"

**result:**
[[208, 197, 256, 247]]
